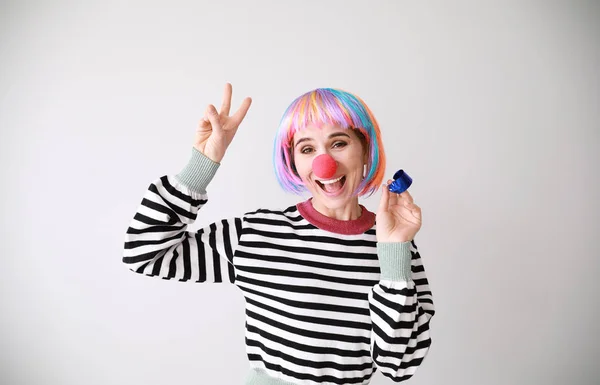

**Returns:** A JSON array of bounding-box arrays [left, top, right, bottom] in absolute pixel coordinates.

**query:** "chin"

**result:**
[[309, 184, 359, 210]]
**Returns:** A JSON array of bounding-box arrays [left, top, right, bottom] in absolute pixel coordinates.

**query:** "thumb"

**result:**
[[378, 183, 390, 214]]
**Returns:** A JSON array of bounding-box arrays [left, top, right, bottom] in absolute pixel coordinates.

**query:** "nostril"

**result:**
[[313, 154, 337, 179]]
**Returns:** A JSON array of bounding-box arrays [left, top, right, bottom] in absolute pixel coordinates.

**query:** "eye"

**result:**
[[300, 146, 314, 154], [332, 141, 347, 149]]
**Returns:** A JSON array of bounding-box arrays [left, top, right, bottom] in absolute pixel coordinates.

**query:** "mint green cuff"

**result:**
[[175, 147, 220, 194], [377, 241, 413, 281]]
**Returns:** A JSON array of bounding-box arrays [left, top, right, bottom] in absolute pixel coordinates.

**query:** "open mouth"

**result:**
[[316, 175, 346, 194]]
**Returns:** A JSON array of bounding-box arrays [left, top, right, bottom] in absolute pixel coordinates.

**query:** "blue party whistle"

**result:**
[[388, 169, 412, 194]]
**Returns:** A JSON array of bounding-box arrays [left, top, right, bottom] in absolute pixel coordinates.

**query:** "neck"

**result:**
[[296, 198, 375, 235], [311, 197, 362, 221]]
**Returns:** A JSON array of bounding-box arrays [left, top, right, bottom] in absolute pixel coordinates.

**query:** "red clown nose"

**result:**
[[312, 154, 337, 179]]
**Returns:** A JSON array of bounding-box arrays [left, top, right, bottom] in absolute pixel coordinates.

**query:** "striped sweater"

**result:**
[[123, 148, 435, 385]]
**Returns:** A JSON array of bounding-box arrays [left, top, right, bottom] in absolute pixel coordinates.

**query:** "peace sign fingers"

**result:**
[[229, 96, 253, 129], [220, 83, 233, 117]]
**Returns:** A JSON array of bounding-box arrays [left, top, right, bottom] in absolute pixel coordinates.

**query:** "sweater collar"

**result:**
[[296, 198, 375, 235]]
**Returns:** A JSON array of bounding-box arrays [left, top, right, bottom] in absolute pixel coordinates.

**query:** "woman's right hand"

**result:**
[[194, 83, 252, 163]]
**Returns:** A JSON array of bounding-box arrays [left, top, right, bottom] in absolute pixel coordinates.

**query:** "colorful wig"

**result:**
[[273, 88, 386, 197]]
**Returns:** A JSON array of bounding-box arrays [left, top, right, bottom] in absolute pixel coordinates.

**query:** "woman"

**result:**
[[123, 84, 435, 384]]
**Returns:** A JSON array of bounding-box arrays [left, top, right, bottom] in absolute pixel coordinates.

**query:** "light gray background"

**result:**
[[1, 1, 599, 384]]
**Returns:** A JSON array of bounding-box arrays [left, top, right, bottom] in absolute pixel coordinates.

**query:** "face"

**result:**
[[292, 124, 367, 211]]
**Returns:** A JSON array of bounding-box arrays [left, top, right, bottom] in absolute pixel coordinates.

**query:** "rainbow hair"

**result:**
[[273, 88, 386, 197]]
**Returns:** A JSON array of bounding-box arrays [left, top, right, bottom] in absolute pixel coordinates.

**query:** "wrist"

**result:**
[[377, 236, 413, 243], [193, 145, 223, 164]]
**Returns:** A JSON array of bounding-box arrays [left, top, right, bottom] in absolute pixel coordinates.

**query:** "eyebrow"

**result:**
[[294, 132, 351, 148]]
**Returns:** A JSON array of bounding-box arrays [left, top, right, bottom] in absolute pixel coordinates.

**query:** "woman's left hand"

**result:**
[[376, 179, 422, 243]]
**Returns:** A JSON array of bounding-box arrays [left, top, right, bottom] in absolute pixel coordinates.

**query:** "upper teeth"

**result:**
[[320, 176, 343, 185]]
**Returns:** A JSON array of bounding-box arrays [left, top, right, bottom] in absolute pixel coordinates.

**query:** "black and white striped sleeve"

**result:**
[[369, 240, 435, 382], [122, 148, 242, 283], [122, 175, 242, 283]]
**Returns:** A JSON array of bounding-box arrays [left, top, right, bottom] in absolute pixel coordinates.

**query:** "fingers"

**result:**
[[205, 104, 223, 133], [199, 115, 211, 129], [386, 178, 419, 216], [386, 179, 403, 207], [380, 179, 422, 230], [378, 182, 392, 213], [402, 200, 422, 222], [411, 205, 422, 221], [230, 96, 252, 127], [201, 105, 211, 125], [220, 83, 232, 116], [390, 187, 414, 205], [399, 190, 414, 203]]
